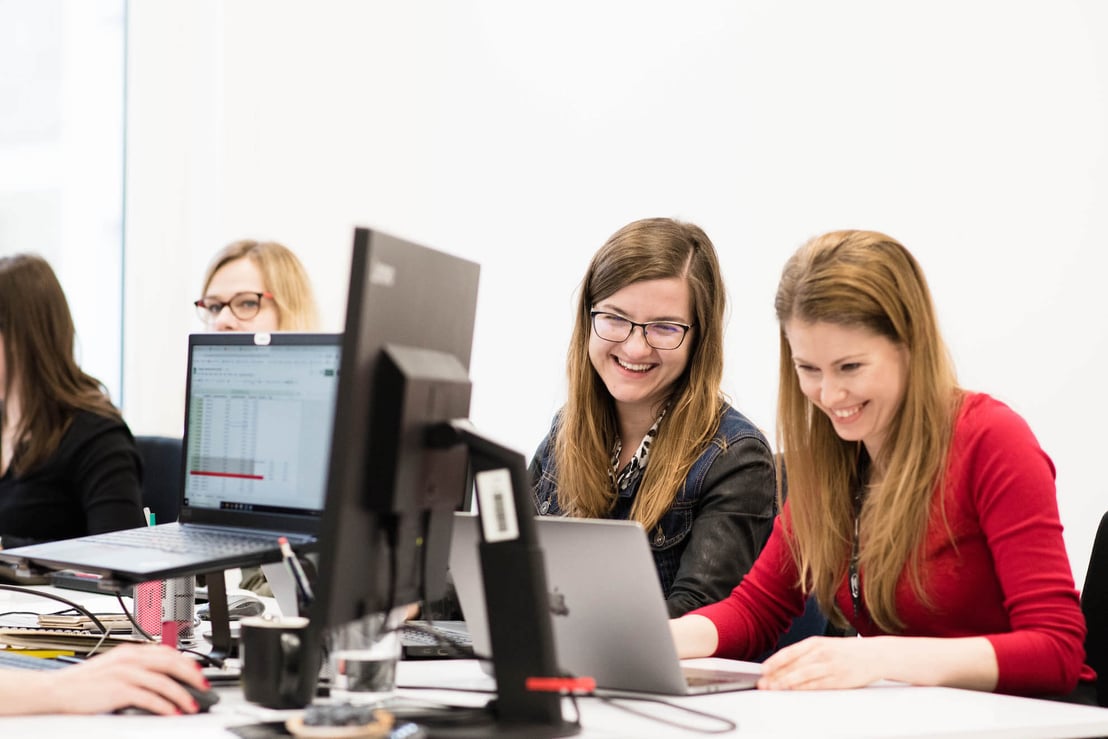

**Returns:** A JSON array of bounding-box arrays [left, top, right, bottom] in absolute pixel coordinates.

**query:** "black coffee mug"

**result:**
[[240, 615, 318, 709]]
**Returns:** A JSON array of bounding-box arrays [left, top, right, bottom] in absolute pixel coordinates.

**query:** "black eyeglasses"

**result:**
[[194, 292, 273, 323], [590, 311, 693, 350]]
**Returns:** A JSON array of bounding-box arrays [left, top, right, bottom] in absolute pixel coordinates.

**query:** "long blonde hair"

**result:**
[[202, 240, 320, 330], [774, 230, 959, 632], [554, 218, 727, 534]]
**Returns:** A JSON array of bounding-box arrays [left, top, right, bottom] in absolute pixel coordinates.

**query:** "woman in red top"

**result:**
[[671, 230, 1094, 699]]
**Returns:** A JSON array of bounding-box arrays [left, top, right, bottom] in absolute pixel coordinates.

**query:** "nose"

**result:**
[[819, 376, 846, 407], [212, 304, 238, 331], [622, 325, 654, 354]]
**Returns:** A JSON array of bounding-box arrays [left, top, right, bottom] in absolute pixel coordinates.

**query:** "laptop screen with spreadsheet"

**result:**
[[179, 332, 342, 531]]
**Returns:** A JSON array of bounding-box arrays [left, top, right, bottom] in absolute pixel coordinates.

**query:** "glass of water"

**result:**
[[327, 612, 402, 704]]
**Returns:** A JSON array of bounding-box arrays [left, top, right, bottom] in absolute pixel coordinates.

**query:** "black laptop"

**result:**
[[0, 332, 341, 583]]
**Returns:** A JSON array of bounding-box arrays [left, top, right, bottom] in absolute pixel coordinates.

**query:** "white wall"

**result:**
[[1, 0, 124, 401], [125, 0, 1108, 585]]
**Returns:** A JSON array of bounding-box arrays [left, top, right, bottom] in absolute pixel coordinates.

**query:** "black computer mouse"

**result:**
[[115, 679, 220, 715]]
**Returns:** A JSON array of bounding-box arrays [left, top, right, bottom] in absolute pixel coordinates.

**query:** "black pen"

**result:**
[[277, 536, 314, 606]]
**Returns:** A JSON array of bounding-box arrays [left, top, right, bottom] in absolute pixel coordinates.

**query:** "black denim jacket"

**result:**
[[529, 404, 777, 617]]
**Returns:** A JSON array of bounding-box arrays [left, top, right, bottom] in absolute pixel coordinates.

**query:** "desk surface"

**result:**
[[3, 586, 1108, 737], [0, 658, 1106, 738]]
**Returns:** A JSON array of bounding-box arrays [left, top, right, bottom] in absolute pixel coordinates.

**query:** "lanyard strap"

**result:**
[[848, 471, 867, 637]]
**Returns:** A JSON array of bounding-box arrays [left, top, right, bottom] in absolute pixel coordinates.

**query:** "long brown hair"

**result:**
[[201, 240, 320, 330], [554, 218, 727, 534], [774, 230, 959, 632], [0, 254, 122, 475]]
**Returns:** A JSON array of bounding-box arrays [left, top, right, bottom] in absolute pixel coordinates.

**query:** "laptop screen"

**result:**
[[181, 334, 341, 520]]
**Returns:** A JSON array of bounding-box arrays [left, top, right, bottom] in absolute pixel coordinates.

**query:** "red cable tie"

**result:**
[[525, 676, 597, 693]]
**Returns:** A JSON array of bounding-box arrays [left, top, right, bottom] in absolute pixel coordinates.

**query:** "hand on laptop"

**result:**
[[0, 644, 210, 716]]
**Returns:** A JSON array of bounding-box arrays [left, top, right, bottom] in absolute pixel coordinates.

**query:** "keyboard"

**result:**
[[400, 621, 474, 659], [82, 526, 279, 556], [0, 651, 69, 671]]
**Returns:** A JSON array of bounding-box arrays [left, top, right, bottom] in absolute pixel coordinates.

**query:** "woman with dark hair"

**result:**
[[671, 230, 1093, 700], [530, 217, 777, 617], [0, 254, 145, 549]]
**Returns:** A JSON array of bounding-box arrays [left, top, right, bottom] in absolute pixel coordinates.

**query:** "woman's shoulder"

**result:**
[[60, 409, 134, 449], [955, 391, 1036, 438], [716, 402, 771, 447], [952, 391, 1047, 465]]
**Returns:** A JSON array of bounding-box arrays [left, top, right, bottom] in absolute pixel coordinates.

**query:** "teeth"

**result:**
[[832, 405, 862, 418], [616, 357, 652, 372]]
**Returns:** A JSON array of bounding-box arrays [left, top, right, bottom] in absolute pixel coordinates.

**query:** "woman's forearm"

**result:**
[[670, 613, 720, 658]]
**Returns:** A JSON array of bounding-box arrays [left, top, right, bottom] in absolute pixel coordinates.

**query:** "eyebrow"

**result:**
[[792, 353, 869, 366], [203, 290, 265, 300], [594, 302, 690, 324]]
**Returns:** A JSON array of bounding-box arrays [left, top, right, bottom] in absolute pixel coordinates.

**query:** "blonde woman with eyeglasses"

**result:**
[[195, 239, 319, 332], [195, 239, 321, 595], [530, 217, 777, 618]]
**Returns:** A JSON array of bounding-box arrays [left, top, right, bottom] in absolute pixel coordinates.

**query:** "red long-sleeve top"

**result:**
[[692, 393, 1093, 696]]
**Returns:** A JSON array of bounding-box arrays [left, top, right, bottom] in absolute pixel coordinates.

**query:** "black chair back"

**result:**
[[134, 435, 183, 525], [1082, 511, 1108, 706]]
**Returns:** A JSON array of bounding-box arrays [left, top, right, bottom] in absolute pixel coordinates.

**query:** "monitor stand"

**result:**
[[201, 570, 233, 663], [423, 420, 580, 739]]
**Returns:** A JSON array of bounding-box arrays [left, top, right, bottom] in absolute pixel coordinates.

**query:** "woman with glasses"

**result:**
[[195, 239, 321, 595], [530, 217, 777, 617], [670, 230, 1093, 700], [195, 239, 319, 332], [0, 254, 146, 551]]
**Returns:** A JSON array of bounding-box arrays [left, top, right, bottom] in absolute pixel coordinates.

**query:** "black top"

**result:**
[[0, 410, 146, 548]]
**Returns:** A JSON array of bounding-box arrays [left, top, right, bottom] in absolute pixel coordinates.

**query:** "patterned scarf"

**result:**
[[609, 408, 667, 493]]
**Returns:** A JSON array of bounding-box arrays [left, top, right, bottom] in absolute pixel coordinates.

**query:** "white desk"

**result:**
[[1, 658, 1107, 738], [2, 582, 1107, 738]]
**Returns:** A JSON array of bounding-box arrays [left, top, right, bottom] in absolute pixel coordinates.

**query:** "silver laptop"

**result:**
[[0, 332, 341, 582], [449, 512, 760, 695]]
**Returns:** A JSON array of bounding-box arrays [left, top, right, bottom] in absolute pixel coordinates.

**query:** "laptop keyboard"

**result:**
[[683, 666, 761, 688], [400, 623, 473, 648], [82, 526, 281, 556]]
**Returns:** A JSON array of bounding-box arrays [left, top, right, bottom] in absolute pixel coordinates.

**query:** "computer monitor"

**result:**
[[309, 228, 576, 737], [311, 227, 478, 627]]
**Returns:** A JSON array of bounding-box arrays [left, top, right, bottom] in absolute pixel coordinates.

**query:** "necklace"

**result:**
[[849, 490, 863, 625], [847, 456, 870, 637]]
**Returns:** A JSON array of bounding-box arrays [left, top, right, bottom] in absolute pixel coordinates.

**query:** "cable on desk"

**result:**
[[112, 591, 226, 667], [592, 693, 738, 734], [114, 591, 156, 642], [0, 583, 110, 636], [392, 621, 477, 660], [0, 610, 52, 620]]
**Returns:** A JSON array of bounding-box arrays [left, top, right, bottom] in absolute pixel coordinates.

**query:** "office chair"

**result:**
[[1081, 510, 1108, 707], [134, 434, 183, 524]]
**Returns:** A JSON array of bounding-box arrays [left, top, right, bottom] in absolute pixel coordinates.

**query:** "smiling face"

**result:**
[[785, 319, 910, 458], [588, 277, 694, 423], [201, 257, 280, 332]]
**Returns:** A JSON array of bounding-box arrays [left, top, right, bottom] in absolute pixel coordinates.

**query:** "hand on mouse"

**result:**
[[0, 644, 210, 716]]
